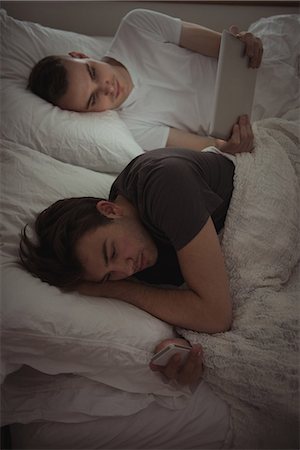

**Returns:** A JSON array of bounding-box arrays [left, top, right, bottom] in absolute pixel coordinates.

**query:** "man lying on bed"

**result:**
[[19, 117, 253, 387], [27, 9, 262, 153]]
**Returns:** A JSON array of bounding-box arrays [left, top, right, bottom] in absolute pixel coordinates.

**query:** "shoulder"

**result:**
[[121, 9, 154, 26], [117, 9, 182, 43]]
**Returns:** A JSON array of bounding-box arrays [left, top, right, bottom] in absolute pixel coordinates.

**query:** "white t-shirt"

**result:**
[[105, 9, 218, 150]]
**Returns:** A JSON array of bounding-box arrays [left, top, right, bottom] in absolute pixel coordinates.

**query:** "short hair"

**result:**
[[27, 55, 68, 104], [19, 197, 112, 289]]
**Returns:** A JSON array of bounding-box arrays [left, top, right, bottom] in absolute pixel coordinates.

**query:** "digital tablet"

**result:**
[[209, 30, 258, 140]]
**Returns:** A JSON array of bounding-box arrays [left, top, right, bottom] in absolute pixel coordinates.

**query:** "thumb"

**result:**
[[229, 25, 240, 36]]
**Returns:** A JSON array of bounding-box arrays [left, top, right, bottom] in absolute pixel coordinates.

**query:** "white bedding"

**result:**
[[178, 110, 300, 448], [4, 367, 231, 450], [1, 9, 300, 450]]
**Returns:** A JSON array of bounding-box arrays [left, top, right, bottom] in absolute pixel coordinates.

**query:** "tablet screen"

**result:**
[[209, 30, 258, 140]]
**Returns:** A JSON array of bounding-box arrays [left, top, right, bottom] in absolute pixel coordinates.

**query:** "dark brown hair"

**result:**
[[19, 197, 112, 289], [27, 55, 68, 104]]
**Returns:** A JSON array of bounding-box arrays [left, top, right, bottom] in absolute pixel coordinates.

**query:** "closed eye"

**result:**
[[87, 64, 96, 80], [86, 64, 97, 109], [100, 243, 116, 284], [111, 244, 116, 260]]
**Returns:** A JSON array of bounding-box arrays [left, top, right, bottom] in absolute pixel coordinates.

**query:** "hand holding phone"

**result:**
[[150, 340, 203, 387], [151, 343, 192, 366]]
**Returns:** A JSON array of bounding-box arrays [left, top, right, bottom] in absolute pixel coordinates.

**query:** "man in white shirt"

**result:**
[[28, 9, 263, 153]]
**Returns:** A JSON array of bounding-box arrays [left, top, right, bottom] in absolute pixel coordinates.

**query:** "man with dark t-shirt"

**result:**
[[20, 116, 252, 385], [109, 147, 234, 287]]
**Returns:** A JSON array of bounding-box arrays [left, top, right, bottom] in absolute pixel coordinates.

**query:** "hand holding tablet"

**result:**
[[209, 30, 261, 141]]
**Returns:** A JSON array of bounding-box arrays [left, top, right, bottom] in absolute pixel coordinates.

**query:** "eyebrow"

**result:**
[[85, 63, 93, 110]]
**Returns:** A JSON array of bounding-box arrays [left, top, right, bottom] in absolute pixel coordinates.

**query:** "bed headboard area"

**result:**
[[2, 0, 300, 35]]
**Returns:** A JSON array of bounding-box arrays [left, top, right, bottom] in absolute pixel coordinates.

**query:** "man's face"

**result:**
[[57, 56, 131, 112], [75, 216, 158, 283]]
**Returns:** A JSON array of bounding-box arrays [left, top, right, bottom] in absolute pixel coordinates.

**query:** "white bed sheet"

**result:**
[[9, 375, 231, 450]]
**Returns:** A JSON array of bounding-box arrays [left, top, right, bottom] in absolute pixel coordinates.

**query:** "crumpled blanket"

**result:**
[[178, 111, 300, 449]]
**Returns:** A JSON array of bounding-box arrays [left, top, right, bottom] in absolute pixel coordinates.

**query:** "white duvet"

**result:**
[[178, 110, 300, 449]]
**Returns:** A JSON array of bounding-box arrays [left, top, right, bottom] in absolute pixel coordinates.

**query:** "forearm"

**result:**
[[180, 21, 221, 58], [77, 279, 231, 333], [167, 129, 221, 152]]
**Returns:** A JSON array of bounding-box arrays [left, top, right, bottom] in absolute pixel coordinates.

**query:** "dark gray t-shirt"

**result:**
[[109, 148, 234, 285]]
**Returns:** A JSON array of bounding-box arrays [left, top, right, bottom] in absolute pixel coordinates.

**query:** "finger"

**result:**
[[181, 346, 201, 372], [238, 119, 248, 149], [177, 347, 203, 385], [248, 36, 263, 68], [149, 353, 181, 377], [163, 354, 182, 380], [239, 115, 249, 145], [237, 32, 259, 67], [243, 33, 256, 67], [149, 362, 162, 372], [248, 37, 260, 68], [244, 115, 253, 137], [246, 121, 254, 152], [229, 25, 240, 36], [239, 116, 253, 152], [230, 123, 241, 145]]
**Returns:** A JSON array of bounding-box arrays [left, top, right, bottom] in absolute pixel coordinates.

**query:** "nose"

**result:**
[[110, 257, 136, 279], [98, 81, 114, 96]]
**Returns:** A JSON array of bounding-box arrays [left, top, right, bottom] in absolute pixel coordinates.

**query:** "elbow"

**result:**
[[218, 315, 232, 333], [209, 317, 232, 334], [212, 294, 233, 333], [194, 302, 233, 334], [216, 309, 233, 333], [191, 316, 232, 334], [213, 304, 233, 333]]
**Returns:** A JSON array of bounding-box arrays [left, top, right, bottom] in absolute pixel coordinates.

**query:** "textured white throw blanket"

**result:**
[[178, 111, 300, 449]]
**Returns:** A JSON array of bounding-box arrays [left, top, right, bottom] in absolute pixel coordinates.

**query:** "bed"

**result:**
[[1, 8, 299, 450]]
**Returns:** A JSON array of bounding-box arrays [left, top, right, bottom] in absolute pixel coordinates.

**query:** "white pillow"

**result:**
[[0, 9, 144, 173], [1, 139, 188, 407]]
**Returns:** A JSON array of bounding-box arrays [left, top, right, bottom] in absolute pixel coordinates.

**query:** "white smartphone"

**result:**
[[151, 343, 192, 366]]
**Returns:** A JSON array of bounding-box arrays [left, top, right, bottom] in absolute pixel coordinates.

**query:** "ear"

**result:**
[[68, 51, 89, 59], [96, 200, 124, 219]]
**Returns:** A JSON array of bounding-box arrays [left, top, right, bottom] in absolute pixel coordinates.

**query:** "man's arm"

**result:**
[[180, 22, 221, 58], [77, 217, 232, 334], [179, 22, 263, 68], [167, 115, 254, 154], [167, 128, 220, 152]]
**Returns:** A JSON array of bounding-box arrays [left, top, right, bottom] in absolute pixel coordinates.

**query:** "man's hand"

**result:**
[[229, 25, 263, 69], [217, 115, 254, 155], [150, 338, 203, 387]]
